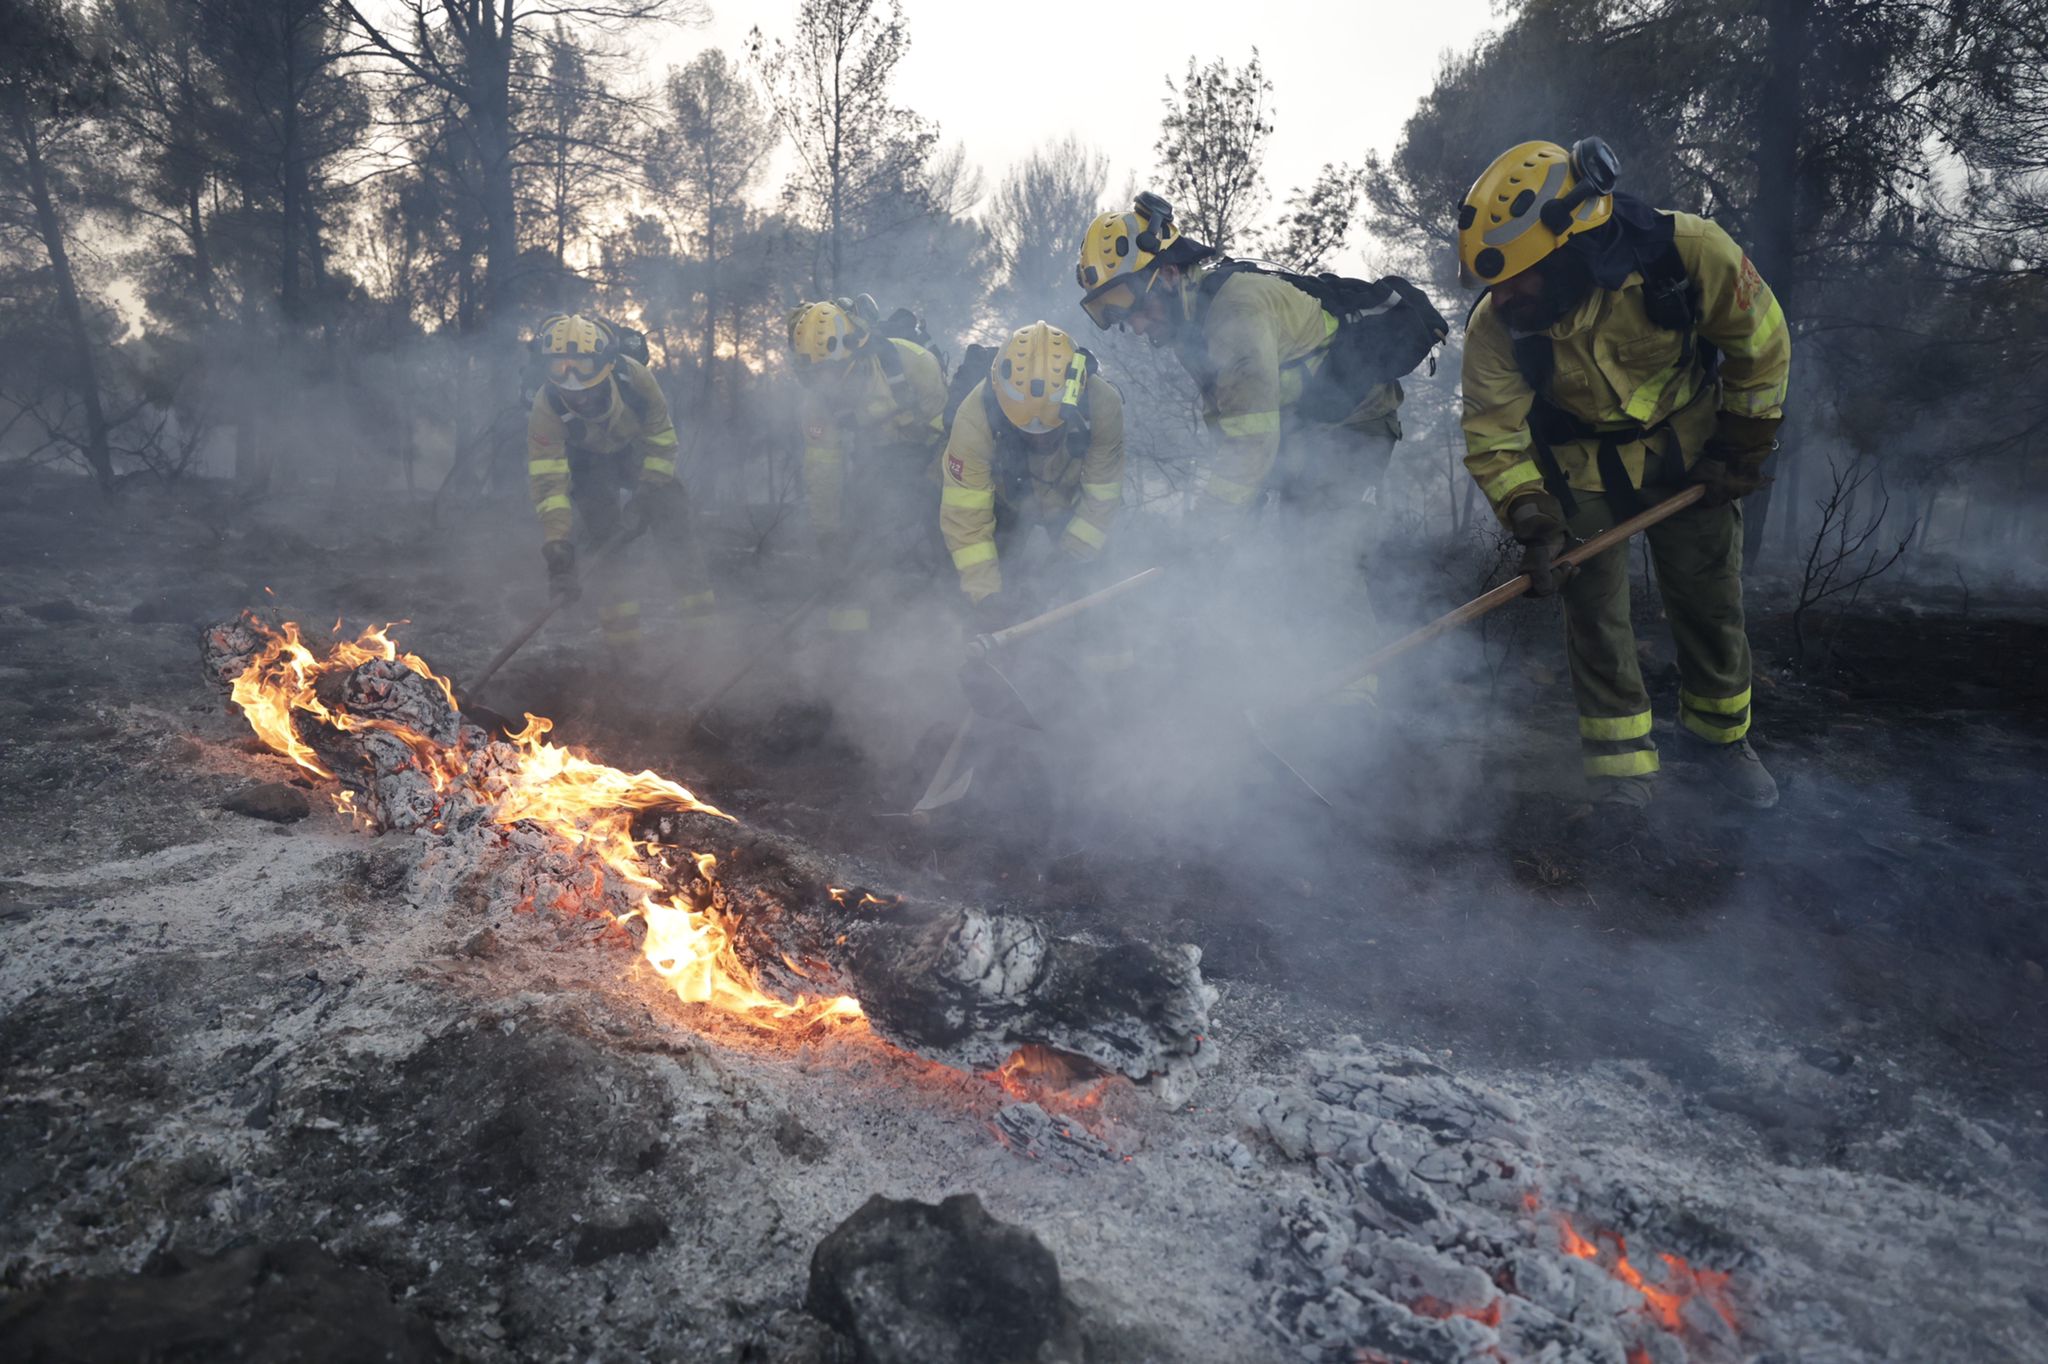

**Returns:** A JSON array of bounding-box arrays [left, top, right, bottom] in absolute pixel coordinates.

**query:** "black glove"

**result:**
[[1508, 494, 1572, 599], [542, 539, 579, 603], [1693, 414, 1781, 508], [623, 481, 676, 538], [968, 593, 1010, 637]]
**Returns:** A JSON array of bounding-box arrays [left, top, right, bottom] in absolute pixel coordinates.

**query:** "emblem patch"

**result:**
[[947, 455, 965, 481], [1735, 255, 1764, 312]]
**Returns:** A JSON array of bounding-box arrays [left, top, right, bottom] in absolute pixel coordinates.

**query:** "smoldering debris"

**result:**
[[199, 614, 1217, 1093]]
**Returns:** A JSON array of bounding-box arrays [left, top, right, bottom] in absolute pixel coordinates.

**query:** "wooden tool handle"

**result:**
[[982, 566, 1164, 650], [467, 523, 642, 697], [1274, 484, 1706, 713]]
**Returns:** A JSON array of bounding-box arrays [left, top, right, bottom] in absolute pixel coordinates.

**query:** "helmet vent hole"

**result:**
[[999, 359, 1013, 378], [1030, 380, 1045, 397], [1510, 189, 1535, 217], [1458, 204, 1476, 230], [1115, 235, 1129, 257]]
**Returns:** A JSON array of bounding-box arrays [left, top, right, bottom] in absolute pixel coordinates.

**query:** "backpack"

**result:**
[[944, 344, 1000, 432], [875, 306, 945, 376], [1195, 262, 1449, 424]]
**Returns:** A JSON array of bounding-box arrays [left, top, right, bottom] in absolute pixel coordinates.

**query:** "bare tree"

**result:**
[[987, 135, 1110, 312], [1155, 50, 1272, 253], [0, 0, 117, 490], [647, 48, 777, 397], [1792, 454, 1917, 669], [1262, 162, 1365, 273], [750, 0, 935, 295], [338, 0, 703, 333]]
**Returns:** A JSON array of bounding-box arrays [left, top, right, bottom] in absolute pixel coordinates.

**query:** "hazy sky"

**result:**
[[652, 0, 1501, 259]]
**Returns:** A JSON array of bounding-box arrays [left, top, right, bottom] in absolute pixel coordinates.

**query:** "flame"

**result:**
[[227, 617, 863, 1029], [1557, 1214, 1738, 1336]]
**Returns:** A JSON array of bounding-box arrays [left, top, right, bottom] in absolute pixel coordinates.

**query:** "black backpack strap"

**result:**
[[1191, 261, 1257, 327], [872, 335, 913, 406], [979, 382, 1034, 505]]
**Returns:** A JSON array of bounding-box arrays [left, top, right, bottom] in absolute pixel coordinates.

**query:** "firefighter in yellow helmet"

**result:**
[[939, 322, 1131, 674], [527, 313, 713, 659], [785, 296, 949, 637], [1457, 138, 1790, 814], [1075, 193, 1413, 710]]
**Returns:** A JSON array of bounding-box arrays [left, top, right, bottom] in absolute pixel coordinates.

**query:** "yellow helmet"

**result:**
[[991, 322, 1087, 434], [787, 299, 868, 368], [537, 313, 616, 391], [1076, 191, 1180, 331], [1457, 138, 1620, 288]]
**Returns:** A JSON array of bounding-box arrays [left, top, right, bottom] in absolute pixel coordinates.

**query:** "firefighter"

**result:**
[[527, 314, 712, 659], [1074, 194, 1407, 709], [1457, 138, 1789, 812], [940, 321, 1130, 675], [786, 297, 949, 638]]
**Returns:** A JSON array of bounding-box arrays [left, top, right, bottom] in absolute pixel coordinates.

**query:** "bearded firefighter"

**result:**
[[1075, 193, 1421, 710], [940, 321, 1131, 674], [527, 314, 712, 659], [786, 297, 949, 637], [1457, 138, 1790, 812]]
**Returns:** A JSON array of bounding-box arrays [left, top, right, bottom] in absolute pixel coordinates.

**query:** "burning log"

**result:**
[[200, 615, 1216, 1098]]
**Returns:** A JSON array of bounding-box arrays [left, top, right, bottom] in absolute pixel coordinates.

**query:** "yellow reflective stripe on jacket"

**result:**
[[1064, 516, 1106, 548], [826, 607, 869, 632], [1622, 362, 1684, 424], [642, 457, 676, 476], [942, 485, 994, 509], [599, 601, 640, 621], [1218, 410, 1281, 437], [1082, 481, 1121, 501], [1584, 749, 1661, 778], [1722, 297, 1786, 359], [528, 458, 570, 475], [1680, 687, 1751, 715], [535, 494, 572, 516], [1682, 709, 1752, 742], [679, 590, 715, 615], [951, 540, 997, 569], [644, 427, 678, 447], [1579, 711, 1654, 741], [1721, 382, 1788, 416], [1482, 459, 1545, 505]]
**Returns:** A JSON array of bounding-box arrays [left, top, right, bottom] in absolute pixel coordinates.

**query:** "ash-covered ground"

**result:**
[[3, 475, 2045, 1363]]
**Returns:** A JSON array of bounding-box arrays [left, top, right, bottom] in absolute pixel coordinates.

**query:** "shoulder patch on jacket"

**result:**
[[947, 454, 965, 481], [1735, 255, 1763, 312]]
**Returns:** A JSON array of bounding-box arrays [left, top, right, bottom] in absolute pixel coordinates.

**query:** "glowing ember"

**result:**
[[225, 616, 863, 1028], [1558, 1213, 1738, 1336]]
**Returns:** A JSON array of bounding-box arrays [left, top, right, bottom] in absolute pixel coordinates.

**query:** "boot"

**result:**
[[1569, 775, 1653, 853], [1690, 736, 1779, 810]]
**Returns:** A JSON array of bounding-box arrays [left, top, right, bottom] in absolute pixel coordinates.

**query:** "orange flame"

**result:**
[[1557, 1214, 1737, 1336], [228, 619, 863, 1029]]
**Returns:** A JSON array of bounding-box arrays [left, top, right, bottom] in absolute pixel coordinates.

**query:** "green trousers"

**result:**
[[1561, 488, 1754, 783]]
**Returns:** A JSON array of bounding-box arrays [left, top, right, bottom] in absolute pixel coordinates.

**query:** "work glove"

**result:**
[[1693, 414, 1780, 508], [623, 481, 677, 538], [969, 593, 1011, 637], [542, 539, 579, 603], [1508, 493, 1573, 599]]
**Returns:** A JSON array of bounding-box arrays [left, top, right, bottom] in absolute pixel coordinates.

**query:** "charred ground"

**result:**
[[2, 476, 2045, 1362]]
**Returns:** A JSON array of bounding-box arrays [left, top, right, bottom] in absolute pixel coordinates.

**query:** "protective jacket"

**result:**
[[1461, 210, 1790, 518], [799, 337, 948, 535], [527, 356, 681, 543], [940, 376, 1125, 602], [1171, 264, 1402, 512]]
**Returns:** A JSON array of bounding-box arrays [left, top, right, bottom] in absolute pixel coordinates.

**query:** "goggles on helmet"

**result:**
[[1080, 276, 1147, 331], [546, 353, 611, 390]]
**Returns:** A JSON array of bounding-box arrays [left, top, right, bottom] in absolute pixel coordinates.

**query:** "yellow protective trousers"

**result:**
[[1561, 488, 1754, 783]]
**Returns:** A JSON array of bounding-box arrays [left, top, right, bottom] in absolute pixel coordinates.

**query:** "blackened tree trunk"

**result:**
[[13, 103, 115, 493], [1744, 0, 1810, 568]]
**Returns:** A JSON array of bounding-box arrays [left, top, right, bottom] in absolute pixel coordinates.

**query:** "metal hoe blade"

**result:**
[[1244, 707, 1334, 808], [910, 713, 977, 818], [958, 655, 1042, 729]]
